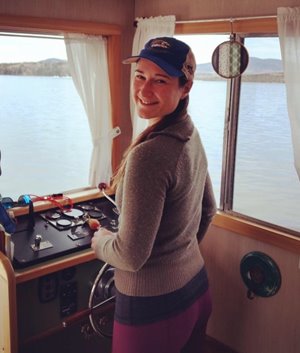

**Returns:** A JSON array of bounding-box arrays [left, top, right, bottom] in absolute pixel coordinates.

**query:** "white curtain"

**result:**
[[130, 15, 176, 138], [277, 7, 300, 180], [64, 34, 113, 187]]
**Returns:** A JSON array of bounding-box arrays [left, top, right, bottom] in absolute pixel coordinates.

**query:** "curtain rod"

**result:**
[[134, 14, 277, 26], [0, 32, 64, 40], [176, 14, 277, 24], [0, 32, 103, 40]]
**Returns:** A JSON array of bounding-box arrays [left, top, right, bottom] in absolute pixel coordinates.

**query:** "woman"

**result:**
[[91, 37, 216, 353]]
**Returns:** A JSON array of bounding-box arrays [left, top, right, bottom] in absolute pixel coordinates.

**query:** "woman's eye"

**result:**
[[135, 74, 145, 80]]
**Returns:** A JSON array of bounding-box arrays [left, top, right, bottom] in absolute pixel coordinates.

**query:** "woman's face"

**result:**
[[132, 58, 191, 124]]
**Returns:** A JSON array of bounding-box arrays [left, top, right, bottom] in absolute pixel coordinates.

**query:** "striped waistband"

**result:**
[[115, 266, 209, 325]]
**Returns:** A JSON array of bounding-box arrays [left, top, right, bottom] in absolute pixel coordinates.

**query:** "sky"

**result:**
[[0, 33, 282, 65], [176, 34, 282, 63], [0, 34, 67, 63]]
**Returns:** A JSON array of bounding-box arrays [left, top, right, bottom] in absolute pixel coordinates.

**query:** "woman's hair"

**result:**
[[111, 75, 189, 189]]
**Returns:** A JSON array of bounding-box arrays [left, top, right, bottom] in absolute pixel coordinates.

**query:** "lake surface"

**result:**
[[0, 75, 299, 232]]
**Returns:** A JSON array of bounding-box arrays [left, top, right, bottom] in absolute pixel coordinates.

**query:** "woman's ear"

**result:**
[[181, 80, 193, 99]]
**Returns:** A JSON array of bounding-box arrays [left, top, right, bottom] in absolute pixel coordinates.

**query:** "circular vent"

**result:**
[[240, 251, 281, 299]]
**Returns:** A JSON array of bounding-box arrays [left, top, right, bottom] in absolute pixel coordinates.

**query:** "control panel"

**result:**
[[11, 197, 118, 268]]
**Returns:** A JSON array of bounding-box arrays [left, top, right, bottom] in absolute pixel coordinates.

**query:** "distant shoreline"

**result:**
[[0, 72, 284, 83], [0, 58, 284, 83], [0, 59, 70, 77], [196, 72, 284, 83]]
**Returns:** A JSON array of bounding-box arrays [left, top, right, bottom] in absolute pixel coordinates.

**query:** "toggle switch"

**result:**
[[34, 234, 42, 248], [30, 234, 53, 252]]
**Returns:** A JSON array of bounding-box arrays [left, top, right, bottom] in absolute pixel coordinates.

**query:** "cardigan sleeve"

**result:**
[[92, 139, 173, 271], [196, 172, 217, 243]]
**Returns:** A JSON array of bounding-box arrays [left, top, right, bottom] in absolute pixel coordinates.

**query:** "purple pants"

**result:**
[[112, 289, 212, 353]]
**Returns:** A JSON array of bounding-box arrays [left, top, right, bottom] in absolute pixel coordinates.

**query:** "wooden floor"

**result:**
[[204, 336, 238, 353]]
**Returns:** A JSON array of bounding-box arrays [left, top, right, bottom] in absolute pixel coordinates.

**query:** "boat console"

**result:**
[[0, 195, 118, 353], [11, 197, 118, 268]]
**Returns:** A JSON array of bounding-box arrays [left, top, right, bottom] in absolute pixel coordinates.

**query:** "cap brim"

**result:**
[[122, 53, 183, 77], [122, 56, 140, 64]]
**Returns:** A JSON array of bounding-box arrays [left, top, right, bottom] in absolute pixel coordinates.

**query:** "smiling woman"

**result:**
[[132, 60, 191, 123], [91, 36, 217, 353]]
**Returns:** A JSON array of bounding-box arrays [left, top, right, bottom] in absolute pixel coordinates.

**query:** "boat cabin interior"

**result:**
[[0, 1, 300, 353]]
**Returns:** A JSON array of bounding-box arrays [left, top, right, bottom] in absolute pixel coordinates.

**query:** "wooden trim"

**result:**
[[11, 187, 104, 217], [213, 212, 300, 254], [14, 249, 96, 284], [0, 14, 121, 35], [0, 252, 18, 353], [175, 17, 277, 35]]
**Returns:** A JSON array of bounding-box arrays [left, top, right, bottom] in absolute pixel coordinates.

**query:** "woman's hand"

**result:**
[[91, 227, 115, 252], [87, 218, 100, 230]]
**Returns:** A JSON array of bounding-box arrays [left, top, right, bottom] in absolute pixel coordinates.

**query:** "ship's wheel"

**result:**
[[88, 263, 116, 337]]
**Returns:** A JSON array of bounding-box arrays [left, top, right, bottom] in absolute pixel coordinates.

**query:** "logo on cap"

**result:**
[[150, 39, 171, 49]]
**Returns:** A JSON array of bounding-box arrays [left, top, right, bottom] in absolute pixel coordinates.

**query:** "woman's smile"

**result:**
[[132, 58, 190, 124]]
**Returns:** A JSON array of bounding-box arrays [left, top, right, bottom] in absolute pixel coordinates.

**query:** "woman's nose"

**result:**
[[140, 80, 153, 96]]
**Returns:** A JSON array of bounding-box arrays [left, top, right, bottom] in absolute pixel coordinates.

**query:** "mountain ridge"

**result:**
[[0, 57, 284, 82], [196, 57, 283, 82]]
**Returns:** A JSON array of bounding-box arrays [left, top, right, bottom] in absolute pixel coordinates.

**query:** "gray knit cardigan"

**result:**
[[93, 115, 216, 296]]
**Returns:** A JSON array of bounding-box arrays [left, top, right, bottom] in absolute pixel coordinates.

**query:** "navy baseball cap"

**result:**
[[123, 37, 196, 81]]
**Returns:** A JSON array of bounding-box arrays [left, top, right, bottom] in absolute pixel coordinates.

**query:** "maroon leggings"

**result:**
[[112, 289, 212, 353]]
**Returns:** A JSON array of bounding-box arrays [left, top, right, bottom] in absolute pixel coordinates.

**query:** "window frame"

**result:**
[[0, 14, 122, 213], [175, 18, 300, 254], [0, 14, 122, 206]]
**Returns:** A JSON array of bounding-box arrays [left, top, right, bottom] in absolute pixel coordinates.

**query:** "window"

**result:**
[[235, 37, 300, 233], [176, 25, 300, 236], [0, 16, 121, 202], [0, 33, 92, 199], [175, 34, 228, 204]]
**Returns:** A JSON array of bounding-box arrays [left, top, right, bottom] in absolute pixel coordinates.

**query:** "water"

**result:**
[[189, 80, 300, 231], [0, 75, 92, 197], [0, 75, 299, 232]]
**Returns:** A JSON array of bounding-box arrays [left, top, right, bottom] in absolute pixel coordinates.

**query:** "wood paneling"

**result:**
[[176, 17, 277, 35], [213, 213, 300, 254], [135, 0, 300, 21], [201, 225, 300, 353], [0, 252, 18, 353], [0, 14, 121, 35]]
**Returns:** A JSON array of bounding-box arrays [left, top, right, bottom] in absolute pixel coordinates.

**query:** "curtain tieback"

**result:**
[[93, 126, 121, 147]]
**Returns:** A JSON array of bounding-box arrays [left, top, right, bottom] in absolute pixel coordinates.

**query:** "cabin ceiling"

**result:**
[[134, 0, 300, 20], [0, 0, 300, 24]]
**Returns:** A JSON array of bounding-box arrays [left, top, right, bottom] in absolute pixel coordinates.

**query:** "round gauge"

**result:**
[[63, 208, 84, 219], [56, 219, 72, 227], [79, 204, 94, 211], [45, 211, 61, 220], [88, 210, 106, 219]]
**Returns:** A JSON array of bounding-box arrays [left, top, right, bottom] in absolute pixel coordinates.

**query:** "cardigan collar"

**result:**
[[147, 114, 194, 143]]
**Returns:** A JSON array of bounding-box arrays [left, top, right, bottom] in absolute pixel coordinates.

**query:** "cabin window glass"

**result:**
[[0, 33, 92, 200], [175, 34, 228, 204], [234, 36, 300, 233], [176, 33, 300, 235]]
